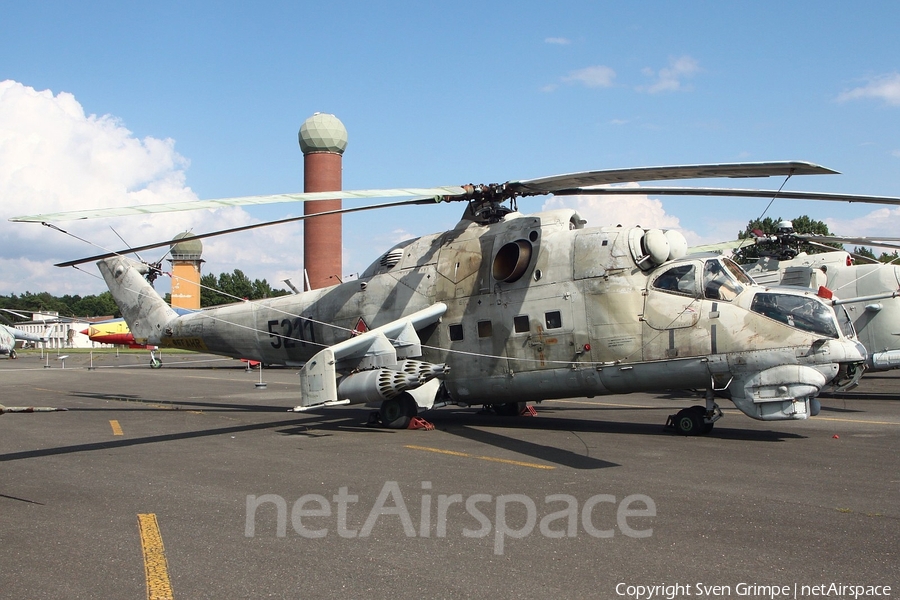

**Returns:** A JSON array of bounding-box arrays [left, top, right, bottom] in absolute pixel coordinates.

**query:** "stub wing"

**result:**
[[295, 303, 448, 410]]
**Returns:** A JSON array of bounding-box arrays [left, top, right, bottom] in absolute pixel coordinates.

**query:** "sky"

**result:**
[[2, 1, 899, 297]]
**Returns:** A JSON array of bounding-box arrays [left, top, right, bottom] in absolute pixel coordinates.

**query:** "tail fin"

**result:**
[[97, 257, 178, 345]]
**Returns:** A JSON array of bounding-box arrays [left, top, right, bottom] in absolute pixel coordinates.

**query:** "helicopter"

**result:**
[[0, 323, 49, 359], [692, 220, 900, 372], [11, 161, 900, 435]]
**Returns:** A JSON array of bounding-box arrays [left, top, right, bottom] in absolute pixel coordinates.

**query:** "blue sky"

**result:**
[[2, 1, 899, 296]]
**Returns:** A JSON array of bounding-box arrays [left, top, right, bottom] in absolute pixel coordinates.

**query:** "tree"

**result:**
[[853, 246, 877, 261], [251, 278, 289, 300], [218, 269, 254, 300], [0, 291, 121, 317], [71, 292, 120, 317], [200, 273, 229, 307], [199, 270, 289, 307]]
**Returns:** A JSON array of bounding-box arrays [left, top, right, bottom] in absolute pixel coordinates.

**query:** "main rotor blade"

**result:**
[[54, 197, 438, 268], [11, 187, 465, 223], [11, 160, 837, 223], [509, 161, 837, 195], [798, 234, 900, 247], [555, 185, 900, 206], [688, 239, 756, 253]]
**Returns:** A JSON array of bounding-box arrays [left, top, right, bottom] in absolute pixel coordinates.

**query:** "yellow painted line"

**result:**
[[405, 444, 555, 470], [137, 514, 174, 600], [109, 420, 123, 436]]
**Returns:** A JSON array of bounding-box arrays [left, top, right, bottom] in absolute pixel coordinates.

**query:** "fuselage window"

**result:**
[[448, 324, 464, 341], [651, 264, 697, 297], [545, 310, 562, 329], [513, 315, 530, 333], [477, 320, 493, 338]]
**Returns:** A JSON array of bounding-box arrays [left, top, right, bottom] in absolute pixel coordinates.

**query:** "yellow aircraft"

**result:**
[[82, 318, 144, 348]]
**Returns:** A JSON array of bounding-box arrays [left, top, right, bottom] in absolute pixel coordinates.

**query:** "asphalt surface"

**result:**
[[1, 350, 897, 599]]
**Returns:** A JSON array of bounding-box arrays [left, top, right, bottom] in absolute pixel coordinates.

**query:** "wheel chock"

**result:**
[[408, 416, 435, 430], [520, 405, 538, 417]]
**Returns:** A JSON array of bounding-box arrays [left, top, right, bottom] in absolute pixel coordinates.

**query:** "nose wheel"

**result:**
[[667, 399, 722, 436]]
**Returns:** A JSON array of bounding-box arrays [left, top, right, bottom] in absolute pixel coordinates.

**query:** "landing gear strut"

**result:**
[[667, 390, 722, 436]]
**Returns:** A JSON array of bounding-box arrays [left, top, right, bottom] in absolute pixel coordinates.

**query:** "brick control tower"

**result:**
[[298, 113, 348, 290], [168, 232, 204, 310]]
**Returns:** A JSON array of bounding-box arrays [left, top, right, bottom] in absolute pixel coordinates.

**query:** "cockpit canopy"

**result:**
[[749, 292, 842, 339], [651, 256, 850, 340], [651, 257, 752, 301]]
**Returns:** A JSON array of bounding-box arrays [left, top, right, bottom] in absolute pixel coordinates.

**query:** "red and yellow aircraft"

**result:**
[[82, 318, 150, 349]]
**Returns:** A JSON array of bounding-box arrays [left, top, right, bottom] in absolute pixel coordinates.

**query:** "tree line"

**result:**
[[0, 269, 290, 319], [198, 269, 290, 306]]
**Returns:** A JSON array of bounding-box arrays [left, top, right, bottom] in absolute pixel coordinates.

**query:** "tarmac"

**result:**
[[1, 349, 897, 599]]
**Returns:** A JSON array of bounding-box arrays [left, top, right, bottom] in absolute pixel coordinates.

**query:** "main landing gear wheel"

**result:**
[[379, 393, 418, 429], [671, 406, 714, 436], [9, 350, 16, 359], [492, 401, 527, 417]]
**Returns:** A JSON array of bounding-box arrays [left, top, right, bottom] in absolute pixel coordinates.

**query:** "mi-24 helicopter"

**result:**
[[13, 161, 900, 435]]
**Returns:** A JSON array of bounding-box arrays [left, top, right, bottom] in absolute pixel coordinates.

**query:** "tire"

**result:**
[[493, 401, 526, 417], [9, 350, 16, 359], [381, 394, 415, 429], [150, 357, 162, 369], [674, 407, 704, 436]]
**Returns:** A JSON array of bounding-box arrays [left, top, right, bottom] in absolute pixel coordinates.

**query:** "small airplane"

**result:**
[[0, 323, 49, 359], [81, 312, 196, 368], [694, 220, 900, 372], [82, 318, 144, 347], [12, 160, 900, 435]]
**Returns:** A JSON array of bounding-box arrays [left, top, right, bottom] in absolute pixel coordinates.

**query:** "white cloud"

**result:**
[[541, 183, 701, 246], [837, 73, 900, 106], [562, 65, 617, 88], [824, 207, 900, 238], [638, 55, 700, 93], [544, 37, 571, 45], [0, 80, 303, 296]]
